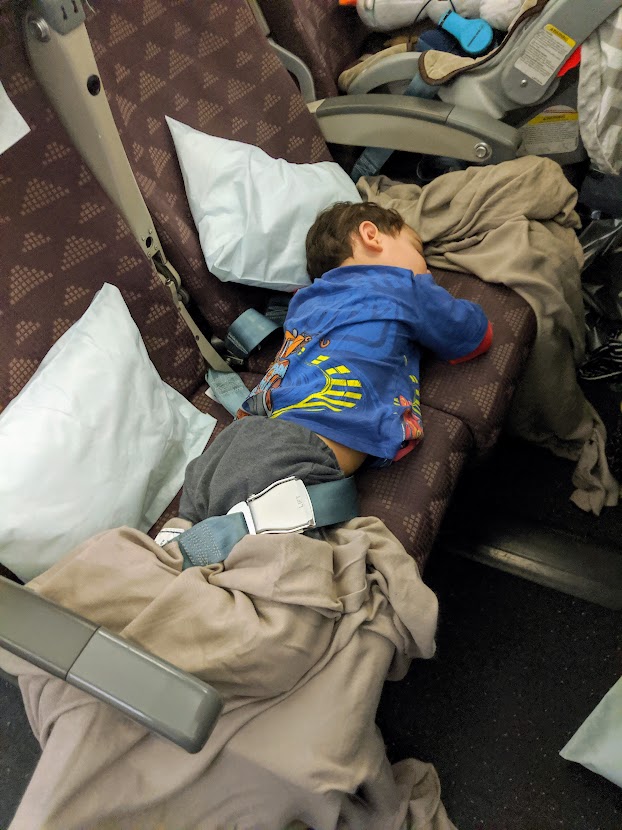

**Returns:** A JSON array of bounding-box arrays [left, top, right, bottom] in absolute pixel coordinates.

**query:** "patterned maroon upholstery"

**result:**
[[358, 406, 471, 569], [259, 0, 368, 99], [0, 6, 205, 412], [425, 268, 535, 453], [82, 0, 332, 339], [152, 385, 471, 572]]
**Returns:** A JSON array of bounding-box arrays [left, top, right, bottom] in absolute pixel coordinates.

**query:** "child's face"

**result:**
[[379, 226, 427, 275]]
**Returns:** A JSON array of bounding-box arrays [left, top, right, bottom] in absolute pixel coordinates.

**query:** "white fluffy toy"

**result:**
[[342, 0, 524, 33]]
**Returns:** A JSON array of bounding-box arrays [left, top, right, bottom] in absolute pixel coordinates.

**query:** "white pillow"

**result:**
[[166, 117, 362, 292], [560, 675, 622, 788], [0, 284, 216, 582]]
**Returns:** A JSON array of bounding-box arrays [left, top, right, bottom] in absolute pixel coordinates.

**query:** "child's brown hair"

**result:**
[[305, 201, 405, 281]]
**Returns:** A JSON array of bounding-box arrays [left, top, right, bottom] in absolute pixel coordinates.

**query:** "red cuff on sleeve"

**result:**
[[448, 321, 493, 365]]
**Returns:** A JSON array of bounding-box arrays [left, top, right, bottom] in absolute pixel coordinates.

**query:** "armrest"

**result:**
[[309, 94, 520, 163], [269, 39, 316, 103], [0, 576, 223, 753], [348, 52, 423, 95]]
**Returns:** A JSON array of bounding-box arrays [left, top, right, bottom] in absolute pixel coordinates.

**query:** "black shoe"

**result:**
[[579, 341, 622, 381]]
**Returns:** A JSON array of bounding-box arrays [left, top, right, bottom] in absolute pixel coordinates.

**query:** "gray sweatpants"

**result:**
[[179, 417, 343, 524]]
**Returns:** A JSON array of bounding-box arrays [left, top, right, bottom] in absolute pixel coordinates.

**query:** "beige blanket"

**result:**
[[2, 517, 455, 830], [357, 157, 619, 514]]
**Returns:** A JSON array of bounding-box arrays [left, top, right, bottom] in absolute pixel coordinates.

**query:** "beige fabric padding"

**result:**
[[338, 0, 549, 91], [419, 0, 549, 84], [339, 43, 410, 92]]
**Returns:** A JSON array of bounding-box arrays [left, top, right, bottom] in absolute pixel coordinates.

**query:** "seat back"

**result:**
[[258, 0, 368, 99], [0, 2, 205, 412], [69, 0, 333, 338]]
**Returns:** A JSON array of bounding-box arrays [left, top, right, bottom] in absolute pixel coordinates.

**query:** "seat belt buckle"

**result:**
[[226, 476, 316, 535]]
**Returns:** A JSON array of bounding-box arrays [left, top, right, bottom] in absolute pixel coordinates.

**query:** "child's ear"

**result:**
[[357, 221, 382, 251]]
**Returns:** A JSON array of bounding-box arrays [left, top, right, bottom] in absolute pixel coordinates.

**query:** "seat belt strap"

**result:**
[[264, 294, 290, 326], [209, 306, 286, 414], [175, 476, 358, 568], [206, 368, 251, 416], [224, 308, 280, 361], [306, 478, 359, 528]]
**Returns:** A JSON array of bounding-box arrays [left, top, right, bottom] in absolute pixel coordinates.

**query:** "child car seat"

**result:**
[[261, 0, 622, 171]]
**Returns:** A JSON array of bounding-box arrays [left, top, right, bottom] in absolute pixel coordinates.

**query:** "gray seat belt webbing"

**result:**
[[206, 368, 251, 416], [224, 308, 280, 360], [306, 478, 359, 528], [209, 307, 284, 414], [177, 477, 358, 568]]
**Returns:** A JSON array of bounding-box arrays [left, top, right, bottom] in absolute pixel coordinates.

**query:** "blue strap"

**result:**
[[224, 308, 280, 360], [208, 307, 282, 415], [206, 368, 251, 416], [264, 295, 291, 326], [177, 477, 358, 569], [307, 479, 358, 527], [178, 512, 248, 569]]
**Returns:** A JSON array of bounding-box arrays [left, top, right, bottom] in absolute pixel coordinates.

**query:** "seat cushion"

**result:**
[[152, 385, 472, 573], [423, 268, 536, 453], [83, 0, 333, 338]]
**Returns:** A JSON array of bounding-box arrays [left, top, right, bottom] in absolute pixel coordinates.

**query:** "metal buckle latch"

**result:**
[[226, 476, 315, 535]]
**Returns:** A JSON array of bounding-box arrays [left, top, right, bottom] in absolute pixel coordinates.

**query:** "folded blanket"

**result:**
[[358, 156, 619, 513], [1, 517, 455, 830]]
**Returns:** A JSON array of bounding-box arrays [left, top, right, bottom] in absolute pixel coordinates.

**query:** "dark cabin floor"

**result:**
[[378, 549, 622, 830]]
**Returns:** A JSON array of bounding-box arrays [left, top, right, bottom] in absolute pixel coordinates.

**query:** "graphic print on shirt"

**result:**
[[270, 354, 363, 418], [253, 328, 312, 412], [247, 317, 422, 460], [394, 374, 423, 457]]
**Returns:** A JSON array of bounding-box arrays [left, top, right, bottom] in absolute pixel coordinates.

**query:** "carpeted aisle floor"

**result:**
[[377, 549, 622, 830], [0, 675, 40, 827]]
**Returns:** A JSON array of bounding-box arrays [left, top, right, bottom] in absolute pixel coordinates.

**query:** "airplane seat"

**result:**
[[75, 0, 535, 459], [0, 0, 536, 568], [0, 0, 535, 751], [0, 0, 265, 555], [80, 0, 334, 345]]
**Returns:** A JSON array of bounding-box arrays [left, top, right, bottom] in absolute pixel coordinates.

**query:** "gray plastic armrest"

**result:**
[[310, 94, 520, 163], [348, 52, 423, 95], [269, 39, 316, 103], [0, 576, 223, 753]]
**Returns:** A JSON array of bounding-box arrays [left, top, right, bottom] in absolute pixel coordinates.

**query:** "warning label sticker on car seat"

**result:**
[[514, 24, 576, 86], [520, 106, 579, 156]]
